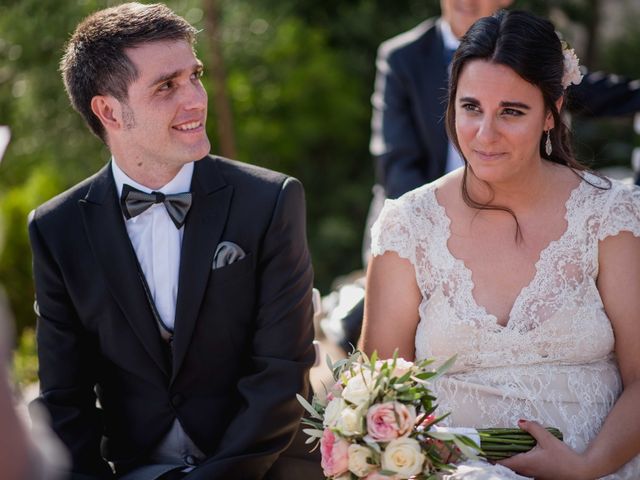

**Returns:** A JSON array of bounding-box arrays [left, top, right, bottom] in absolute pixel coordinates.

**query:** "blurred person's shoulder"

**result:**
[[378, 17, 439, 61]]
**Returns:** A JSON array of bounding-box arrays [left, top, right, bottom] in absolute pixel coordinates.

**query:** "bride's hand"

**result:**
[[497, 419, 594, 480]]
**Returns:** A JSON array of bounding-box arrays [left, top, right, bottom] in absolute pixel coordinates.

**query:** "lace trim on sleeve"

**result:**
[[597, 183, 640, 241], [370, 197, 416, 265]]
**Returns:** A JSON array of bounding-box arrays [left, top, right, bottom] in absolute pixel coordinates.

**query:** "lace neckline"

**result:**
[[429, 175, 589, 329]]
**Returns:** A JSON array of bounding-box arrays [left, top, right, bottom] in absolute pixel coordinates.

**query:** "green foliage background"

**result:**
[[0, 0, 638, 348]]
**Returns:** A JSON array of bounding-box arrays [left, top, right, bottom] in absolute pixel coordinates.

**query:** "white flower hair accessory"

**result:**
[[561, 41, 583, 89]]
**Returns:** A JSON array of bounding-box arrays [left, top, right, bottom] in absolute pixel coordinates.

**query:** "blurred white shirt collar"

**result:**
[[439, 18, 461, 51]]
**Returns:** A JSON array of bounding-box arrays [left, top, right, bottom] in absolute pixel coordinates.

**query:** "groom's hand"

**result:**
[[497, 419, 593, 480]]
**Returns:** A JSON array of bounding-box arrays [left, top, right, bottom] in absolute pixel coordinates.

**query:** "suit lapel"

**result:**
[[79, 163, 171, 377], [172, 157, 232, 381], [426, 23, 450, 172]]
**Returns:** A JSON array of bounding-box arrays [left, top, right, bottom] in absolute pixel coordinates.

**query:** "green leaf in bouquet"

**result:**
[[411, 373, 439, 387], [432, 355, 457, 381], [358, 350, 369, 365], [430, 411, 450, 425], [363, 436, 383, 454], [416, 357, 436, 368], [428, 431, 458, 442], [396, 391, 421, 402], [326, 353, 334, 372], [331, 358, 351, 380], [379, 469, 399, 476], [392, 382, 411, 393], [369, 350, 378, 369], [296, 394, 323, 420], [301, 417, 323, 430], [452, 436, 480, 461], [373, 369, 386, 391], [419, 395, 437, 412], [302, 428, 324, 439], [412, 371, 434, 381], [394, 370, 413, 384], [455, 433, 481, 452]]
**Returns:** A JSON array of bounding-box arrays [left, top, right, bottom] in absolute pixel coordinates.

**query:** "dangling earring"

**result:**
[[545, 129, 553, 156]]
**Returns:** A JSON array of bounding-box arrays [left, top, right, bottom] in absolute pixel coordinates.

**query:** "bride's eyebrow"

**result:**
[[458, 97, 531, 110], [500, 101, 531, 110]]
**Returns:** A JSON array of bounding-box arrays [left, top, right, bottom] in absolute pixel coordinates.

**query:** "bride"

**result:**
[[361, 10, 640, 480]]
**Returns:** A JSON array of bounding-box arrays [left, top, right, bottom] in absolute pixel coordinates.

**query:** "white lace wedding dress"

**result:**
[[370, 173, 640, 479]]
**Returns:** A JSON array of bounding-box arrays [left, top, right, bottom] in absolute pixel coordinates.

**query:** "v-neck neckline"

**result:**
[[430, 177, 586, 329]]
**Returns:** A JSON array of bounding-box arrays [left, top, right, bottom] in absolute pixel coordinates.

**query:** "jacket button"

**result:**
[[170, 393, 183, 407], [184, 455, 198, 466]]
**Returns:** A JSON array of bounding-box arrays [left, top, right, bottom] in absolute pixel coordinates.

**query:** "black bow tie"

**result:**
[[120, 184, 192, 229]]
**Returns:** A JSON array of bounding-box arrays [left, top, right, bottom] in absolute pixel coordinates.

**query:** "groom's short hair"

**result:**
[[60, 2, 198, 143]]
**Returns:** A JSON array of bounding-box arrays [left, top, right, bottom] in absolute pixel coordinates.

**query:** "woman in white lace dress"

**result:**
[[361, 10, 640, 480]]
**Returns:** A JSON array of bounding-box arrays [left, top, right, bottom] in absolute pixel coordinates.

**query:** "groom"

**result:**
[[28, 3, 316, 479]]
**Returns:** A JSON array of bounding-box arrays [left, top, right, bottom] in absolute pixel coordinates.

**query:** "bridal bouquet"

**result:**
[[297, 351, 479, 479]]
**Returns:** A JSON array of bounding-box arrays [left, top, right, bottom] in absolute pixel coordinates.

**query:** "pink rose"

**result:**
[[320, 428, 349, 477], [366, 402, 416, 442]]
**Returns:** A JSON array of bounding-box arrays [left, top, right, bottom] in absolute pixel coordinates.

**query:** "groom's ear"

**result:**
[[91, 95, 122, 132]]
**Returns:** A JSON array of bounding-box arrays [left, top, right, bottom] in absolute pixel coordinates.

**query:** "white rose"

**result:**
[[381, 437, 425, 479], [391, 358, 414, 376], [324, 398, 346, 428], [342, 370, 375, 406], [348, 443, 377, 477], [375, 358, 414, 377], [337, 406, 365, 436]]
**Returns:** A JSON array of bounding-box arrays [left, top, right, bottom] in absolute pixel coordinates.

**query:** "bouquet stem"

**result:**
[[478, 427, 563, 461]]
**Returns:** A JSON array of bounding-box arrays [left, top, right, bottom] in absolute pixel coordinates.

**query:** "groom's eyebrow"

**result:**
[[148, 60, 204, 88]]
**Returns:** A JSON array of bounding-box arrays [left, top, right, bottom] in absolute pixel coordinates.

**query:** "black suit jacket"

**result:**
[[371, 18, 640, 199], [29, 155, 316, 479]]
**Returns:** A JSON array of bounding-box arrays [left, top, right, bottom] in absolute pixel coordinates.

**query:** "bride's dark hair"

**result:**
[[445, 9, 607, 240]]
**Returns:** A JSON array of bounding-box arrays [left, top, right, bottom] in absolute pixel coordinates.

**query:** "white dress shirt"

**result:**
[[111, 159, 194, 331], [439, 18, 465, 174], [112, 159, 205, 469]]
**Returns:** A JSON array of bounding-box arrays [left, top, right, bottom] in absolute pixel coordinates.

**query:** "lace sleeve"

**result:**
[[598, 184, 640, 241], [370, 197, 416, 264]]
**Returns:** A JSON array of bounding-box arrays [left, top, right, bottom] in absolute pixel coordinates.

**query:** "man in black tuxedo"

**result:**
[[29, 3, 317, 479]]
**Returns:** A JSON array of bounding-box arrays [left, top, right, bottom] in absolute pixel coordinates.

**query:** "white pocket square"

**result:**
[[212, 241, 246, 269]]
